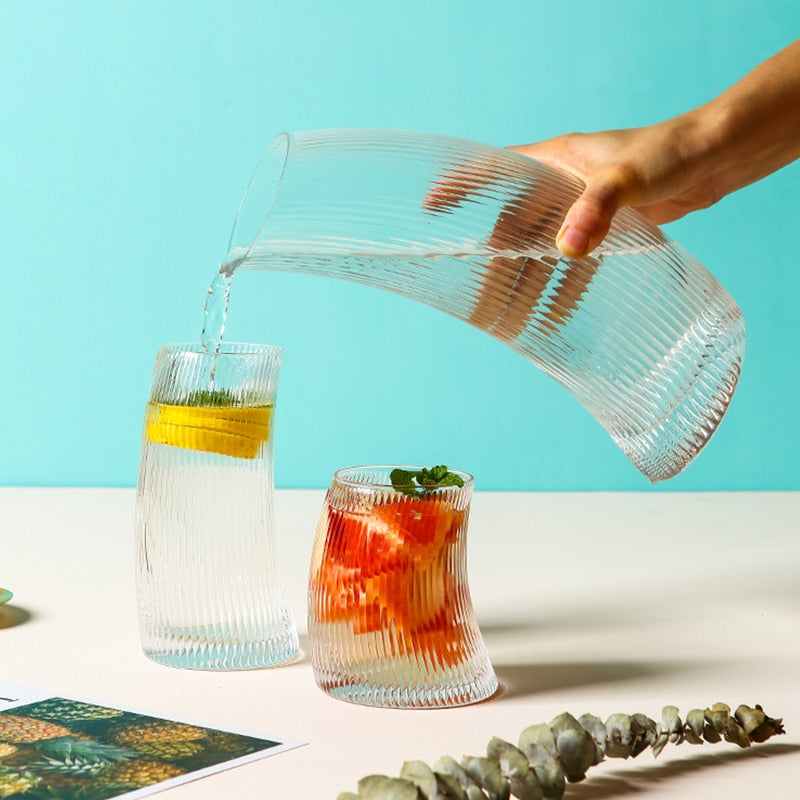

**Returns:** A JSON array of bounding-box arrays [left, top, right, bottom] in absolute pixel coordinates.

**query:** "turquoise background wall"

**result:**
[[1, 0, 798, 491]]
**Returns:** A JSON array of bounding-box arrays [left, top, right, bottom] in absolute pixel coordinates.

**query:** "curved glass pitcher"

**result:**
[[222, 129, 745, 483]]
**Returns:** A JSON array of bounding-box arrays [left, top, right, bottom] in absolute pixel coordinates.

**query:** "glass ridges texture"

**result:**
[[230, 129, 745, 482], [308, 466, 498, 708], [135, 343, 299, 670]]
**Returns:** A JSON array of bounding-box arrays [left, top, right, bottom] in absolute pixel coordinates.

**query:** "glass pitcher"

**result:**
[[221, 129, 745, 483]]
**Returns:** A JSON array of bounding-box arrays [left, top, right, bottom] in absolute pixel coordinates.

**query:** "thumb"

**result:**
[[555, 169, 631, 258]]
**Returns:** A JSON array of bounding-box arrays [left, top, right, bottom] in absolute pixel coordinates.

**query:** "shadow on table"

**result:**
[[564, 742, 800, 798], [0, 605, 33, 629], [492, 659, 691, 700]]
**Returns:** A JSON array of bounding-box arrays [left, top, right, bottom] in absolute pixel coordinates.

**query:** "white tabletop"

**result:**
[[1, 488, 798, 798]]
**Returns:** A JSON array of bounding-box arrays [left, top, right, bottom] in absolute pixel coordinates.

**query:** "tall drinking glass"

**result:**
[[135, 342, 299, 670], [222, 129, 745, 483]]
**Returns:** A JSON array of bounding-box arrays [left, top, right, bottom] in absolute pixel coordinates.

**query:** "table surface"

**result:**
[[1, 488, 798, 799]]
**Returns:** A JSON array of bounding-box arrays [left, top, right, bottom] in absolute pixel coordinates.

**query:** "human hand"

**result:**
[[423, 147, 599, 342], [510, 119, 724, 259], [423, 120, 710, 263]]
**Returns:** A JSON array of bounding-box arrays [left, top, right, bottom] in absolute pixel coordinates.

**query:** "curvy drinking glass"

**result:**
[[308, 465, 498, 708], [222, 128, 745, 483], [135, 342, 299, 670]]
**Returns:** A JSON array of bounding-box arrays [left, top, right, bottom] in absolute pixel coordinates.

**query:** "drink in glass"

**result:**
[[135, 342, 299, 670], [308, 465, 497, 707]]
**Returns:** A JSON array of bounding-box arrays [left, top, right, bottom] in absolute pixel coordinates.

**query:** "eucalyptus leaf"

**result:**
[[340, 703, 784, 799]]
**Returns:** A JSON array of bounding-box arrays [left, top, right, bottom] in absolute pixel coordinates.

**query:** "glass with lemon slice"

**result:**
[[135, 343, 299, 670]]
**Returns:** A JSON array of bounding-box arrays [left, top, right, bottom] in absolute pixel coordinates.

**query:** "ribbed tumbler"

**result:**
[[135, 342, 299, 670], [308, 465, 498, 708], [224, 129, 746, 482]]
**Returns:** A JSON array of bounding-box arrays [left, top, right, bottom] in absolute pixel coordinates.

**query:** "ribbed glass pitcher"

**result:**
[[222, 129, 745, 483]]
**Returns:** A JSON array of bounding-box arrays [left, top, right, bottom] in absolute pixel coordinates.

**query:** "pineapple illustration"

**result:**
[[131, 740, 205, 760], [21, 698, 124, 723], [0, 744, 16, 760], [34, 736, 136, 775], [203, 729, 272, 758], [112, 720, 208, 746], [0, 714, 73, 743], [205, 729, 259, 751], [0, 767, 40, 797], [105, 760, 185, 789]]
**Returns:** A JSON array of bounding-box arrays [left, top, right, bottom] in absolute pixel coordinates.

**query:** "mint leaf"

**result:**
[[390, 465, 464, 496], [390, 468, 420, 497], [152, 386, 265, 407], [436, 471, 465, 488], [421, 465, 449, 485], [185, 388, 240, 406]]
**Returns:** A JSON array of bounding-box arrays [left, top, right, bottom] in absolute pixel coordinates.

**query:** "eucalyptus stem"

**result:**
[[338, 702, 784, 800]]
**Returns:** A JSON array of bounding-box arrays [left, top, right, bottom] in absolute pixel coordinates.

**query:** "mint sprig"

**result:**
[[184, 388, 241, 406], [390, 465, 464, 497], [152, 386, 265, 407]]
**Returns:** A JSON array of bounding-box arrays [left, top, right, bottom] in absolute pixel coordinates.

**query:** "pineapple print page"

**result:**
[[0, 696, 293, 800]]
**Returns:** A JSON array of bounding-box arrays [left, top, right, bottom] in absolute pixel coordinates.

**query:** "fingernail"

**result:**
[[556, 225, 589, 259]]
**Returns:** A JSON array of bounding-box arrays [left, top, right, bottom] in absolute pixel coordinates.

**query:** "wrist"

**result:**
[[669, 105, 732, 184]]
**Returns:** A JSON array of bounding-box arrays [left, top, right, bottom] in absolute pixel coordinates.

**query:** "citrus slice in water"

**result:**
[[145, 402, 272, 459]]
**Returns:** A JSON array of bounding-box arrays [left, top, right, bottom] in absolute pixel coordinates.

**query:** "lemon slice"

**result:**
[[146, 402, 272, 459]]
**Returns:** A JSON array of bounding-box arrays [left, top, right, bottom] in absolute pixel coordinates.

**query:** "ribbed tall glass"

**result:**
[[135, 342, 299, 670], [225, 129, 746, 482], [308, 466, 498, 708]]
